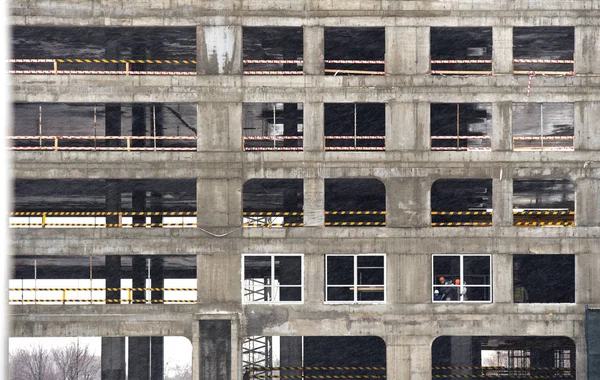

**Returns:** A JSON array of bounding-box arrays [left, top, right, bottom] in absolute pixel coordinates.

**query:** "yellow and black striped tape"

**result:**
[[10, 223, 197, 227], [56, 58, 196, 64], [249, 367, 386, 371], [325, 222, 386, 226], [244, 212, 303, 216], [11, 299, 196, 303], [244, 223, 304, 227], [430, 376, 573, 379], [432, 365, 573, 370], [431, 211, 491, 216], [513, 211, 574, 216], [514, 221, 573, 226], [250, 376, 386, 379], [10, 211, 197, 216], [431, 222, 492, 227], [10, 287, 196, 292]]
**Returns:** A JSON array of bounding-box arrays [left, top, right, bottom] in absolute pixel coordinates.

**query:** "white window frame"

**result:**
[[242, 254, 304, 304], [325, 254, 386, 304], [431, 254, 492, 303]]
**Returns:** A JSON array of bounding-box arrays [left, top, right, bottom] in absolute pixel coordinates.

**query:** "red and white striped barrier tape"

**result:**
[[10, 135, 196, 140], [10, 58, 56, 63], [431, 147, 492, 151], [243, 147, 303, 151], [431, 136, 491, 140], [514, 59, 574, 64], [431, 60, 492, 64], [325, 60, 385, 64], [513, 136, 574, 140], [324, 136, 385, 140], [244, 59, 303, 64], [527, 71, 535, 96], [325, 147, 386, 151], [243, 136, 304, 140], [11, 147, 197, 151], [10, 70, 196, 75], [430, 70, 493, 75], [243, 71, 304, 75], [514, 146, 574, 151]]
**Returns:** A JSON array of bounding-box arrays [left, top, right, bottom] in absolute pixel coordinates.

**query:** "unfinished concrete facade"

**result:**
[[8, 0, 600, 379]]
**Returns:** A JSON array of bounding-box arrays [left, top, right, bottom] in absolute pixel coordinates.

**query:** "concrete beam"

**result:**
[[197, 25, 242, 75]]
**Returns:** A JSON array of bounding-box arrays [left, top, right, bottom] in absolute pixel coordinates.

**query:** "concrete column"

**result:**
[[280, 336, 302, 377], [197, 254, 241, 304], [492, 254, 512, 303], [106, 179, 121, 227], [304, 253, 324, 305], [303, 102, 324, 152], [575, 102, 600, 150], [151, 257, 164, 303], [386, 342, 410, 380], [132, 104, 147, 148], [493, 27, 513, 74], [394, 254, 430, 303], [385, 178, 430, 228], [492, 102, 512, 151], [410, 344, 431, 380], [576, 178, 600, 227], [575, 27, 600, 74], [192, 324, 200, 380], [132, 257, 146, 302], [197, 103, 242, 151], [303, 178, 324, 227], [492, 177, 513, 227], [105, 255, 121, 302], [200, 320, 231, 380], [133, 184, 146, 226], [197, 25, 242, 75], [128, 337, 151, 380], [385, 27, 430, 75], [101, 337, 126, 380], [576, 253, 600, 304], [197, 178, 242, 228], [105, 105, 121, 148], [150, 337, 164, 380], [152, 104, 164, 148], [386, 102, 429, 151], [303, 26, 324, 75]]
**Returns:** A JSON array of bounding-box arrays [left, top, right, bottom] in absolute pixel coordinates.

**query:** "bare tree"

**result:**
[[9, 346, 55, 380], [52, 341, 100, 380], [165, 362, 192, 380]]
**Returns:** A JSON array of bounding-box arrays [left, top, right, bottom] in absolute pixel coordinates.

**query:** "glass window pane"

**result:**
[[433, 256, 460, 286], [244, 256, 271, 280], [358, 268, 384, 285], [357, 288, 384, 301], [327, 286, 354, 301], [275, 256, 302, 286], [463, 256, 491, 285], [279, 286, 302, 302], [357, 255, 384, 268], [327, 256, 354, 285], [464, 286, 491, 301]]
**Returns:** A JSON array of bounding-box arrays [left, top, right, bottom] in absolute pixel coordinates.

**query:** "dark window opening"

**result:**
[[11, 103, 197, 151], [243, 27, 303, 74], [431, 179, 493, 227], [243, 255, 303, 303], [512, 103, 574, 152], [432, 255, 491, 302], [324, 28, 385, 76], [326, 255, 385, 302], [513, 179, 574, 227], [242, 103, 303, 151], [433, 336, 575, 378], [513, 27, 574, 73], [325, 179, 386, 226], [324, 103, 385, 151], [243, 179, 304, 227], [513, 255, 575, 303], [430, 27, 492, 75], [11, 26, 196, 73], [430, 103, 492, 151]]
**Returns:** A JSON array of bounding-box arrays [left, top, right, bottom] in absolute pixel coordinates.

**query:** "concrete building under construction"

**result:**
[[7, 0, 600, 379]]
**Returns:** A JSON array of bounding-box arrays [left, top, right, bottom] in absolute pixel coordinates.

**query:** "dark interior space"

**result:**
[[324, 103, 385, 150], [242, 27, 303, 73], [324, 179, 386, 225], [326, 255, 385, 302], [243, 255, 302, 302], [513, 27, 574, 72], [512, 103, 574, 151], [431, 179, 492, 226], [243, 179, 304, 226], [430, 103, 492, 150], [324, 28, 385, 75], [513, 254, 575, 303], [304, 336, 386, 376], [512, 179, 574, 226], [242, 103, 303, 151], [430, 27, 492, 73]]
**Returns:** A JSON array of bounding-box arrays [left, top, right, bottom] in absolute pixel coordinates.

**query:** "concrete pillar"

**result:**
[[197, 103, 242, 151], [385, 178, 430, 228], [576, 253, 600, 304], [101, 337, 126, 380], [151, 257, 164, 303], [152, 104, 164, 147], [303, 26, 324, 75], [492, 177, 513, 227], [304, 178, 324, 227], [492, 254, 512, 303], [394, 254, 430, 303], [105, 179, 121, 227], [492, 102, 512, 151], [197, 254, 241, 304], [575, 178, 600, 227], [132, 257, 146, 302], [197, 178, 242, 228], [386, 342, 410, 380], [385, 27, 430, 75], [280, 336, 302, 377], [132, 105, 147, 148], [105, 255, 121, 302], [200, 320, 231, 380], [197, 26, 242, 75], [575, 26, 600, 74], [128, 337, 151, 380], [575, 102, 600, 150], [303, 102, 324, 152], [386, 102, 429, 151], [105, 105, 121, 148], [150, 337, 164, 380], [493, 27, 513, 74], [133, 184, 146, 226], [304, 254, 325, 305]]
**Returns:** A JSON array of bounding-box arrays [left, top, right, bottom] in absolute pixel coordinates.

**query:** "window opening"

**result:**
[[243, 103, 303, 151], [430, 103, 492, 151], [243, 255, 303, 303], [512, 179, 574, 227], [513, 254, 575, 303], [432, 255, 491, 302], [324, 179, 386, 227], [324, 103, 385, 151], [243, 27, 303, 75], [513, 27, 574, 74], [324, 28, 385, 76], [430, 27, 492, 75], [243, 179, 304, 227], [325, 255, 385, 303], [431, 179, 493, 227], [512, 103, 574, 151]]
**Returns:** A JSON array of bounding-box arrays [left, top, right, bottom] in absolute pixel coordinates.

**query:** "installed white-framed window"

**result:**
[[325, 254, 385, 303], [242, 254, 303, 304], [432, 254, 492, 303]]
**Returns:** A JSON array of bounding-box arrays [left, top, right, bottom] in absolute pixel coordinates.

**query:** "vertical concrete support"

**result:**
[[304, 102, 324, 152], [197, 254, 241, 304], [105, 255, 121, 302], [492, 102, 512, 151], [200, 320, 231, 380], [386, 27, 430, 75], [575, 102, 600, 150], [197, 103, 242, 151], [197, 25, 242, 75], [576, 253, 600, 304], [303, 27, 324, 75], [132, 257, 147, 302], [106, 179, 121, 226], [129, 337, 151, 380], [576, 178, 600, 227], [105, 104, 121, 148], [492, 254, 512, 303], [410, 344, 431, 380], [386, 341, 410, 380], [132, 183, 146, 225], [197, 178, 242, 228], [132, 104, 147, 148], [151, 257, 164, 303], [150, 337, 164, 380], [492, 27, 513, 74], [386, 102, 429, 151], [192, 323, 200, 380], [575, 27, 600, 74], [101, 337, 126, 380], [304, 253, 325, 305], [304, 178, 324, 226], [393, 254, 430, 303], [492, 177, 513, 227], [385, 178, 430, 228]]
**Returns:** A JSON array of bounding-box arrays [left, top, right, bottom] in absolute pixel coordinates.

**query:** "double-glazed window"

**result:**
[[325, 255, 385, 303], [432, 255, 492, 302], [243, 255, 303, 303]]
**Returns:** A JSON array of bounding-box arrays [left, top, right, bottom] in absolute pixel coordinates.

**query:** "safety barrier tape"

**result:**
[[430, 376, 573, 379], [432, 366, 573, 370], [527, 71, 535, 96], [244, 59, 303, 64], [10, 287, 196, 291], [10, 299, 196, 303], [431, 60, 493, 64], [9, 59, 56, 63], [430, 147, 492, 151], [10, 223, 198, 227], [430, 70, 493, 75], [513, 147, 574, 151], [513, 211, 573, 216], [513, 136, 574, 140], [431, 136, 491, 140], [325, 222, 385, 226], [325, 147, 386, 151], [248, 367, 386, 371], [250, 376, 385, 379], [9, 58, 197, 64], [514, 221, 573, 226], [432, 222, 492, 226], [325, 60, 385, 64], [243, 71, 304, 75], [327, 211, 386, 215], [244, 223, 304, 227], [513, 59, 574, 64], [243, 136, 304, 140], [10, 211, 197, 216], [11, 147, 197, 151], [432, 211, 491, 216], [10, 135, 197, 140], [244, 147, 304, 151], [325, 136, 385, 140], [244, 212, 303, 216], [10, 70, 196, 75], [325, 69, 385, 75]]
